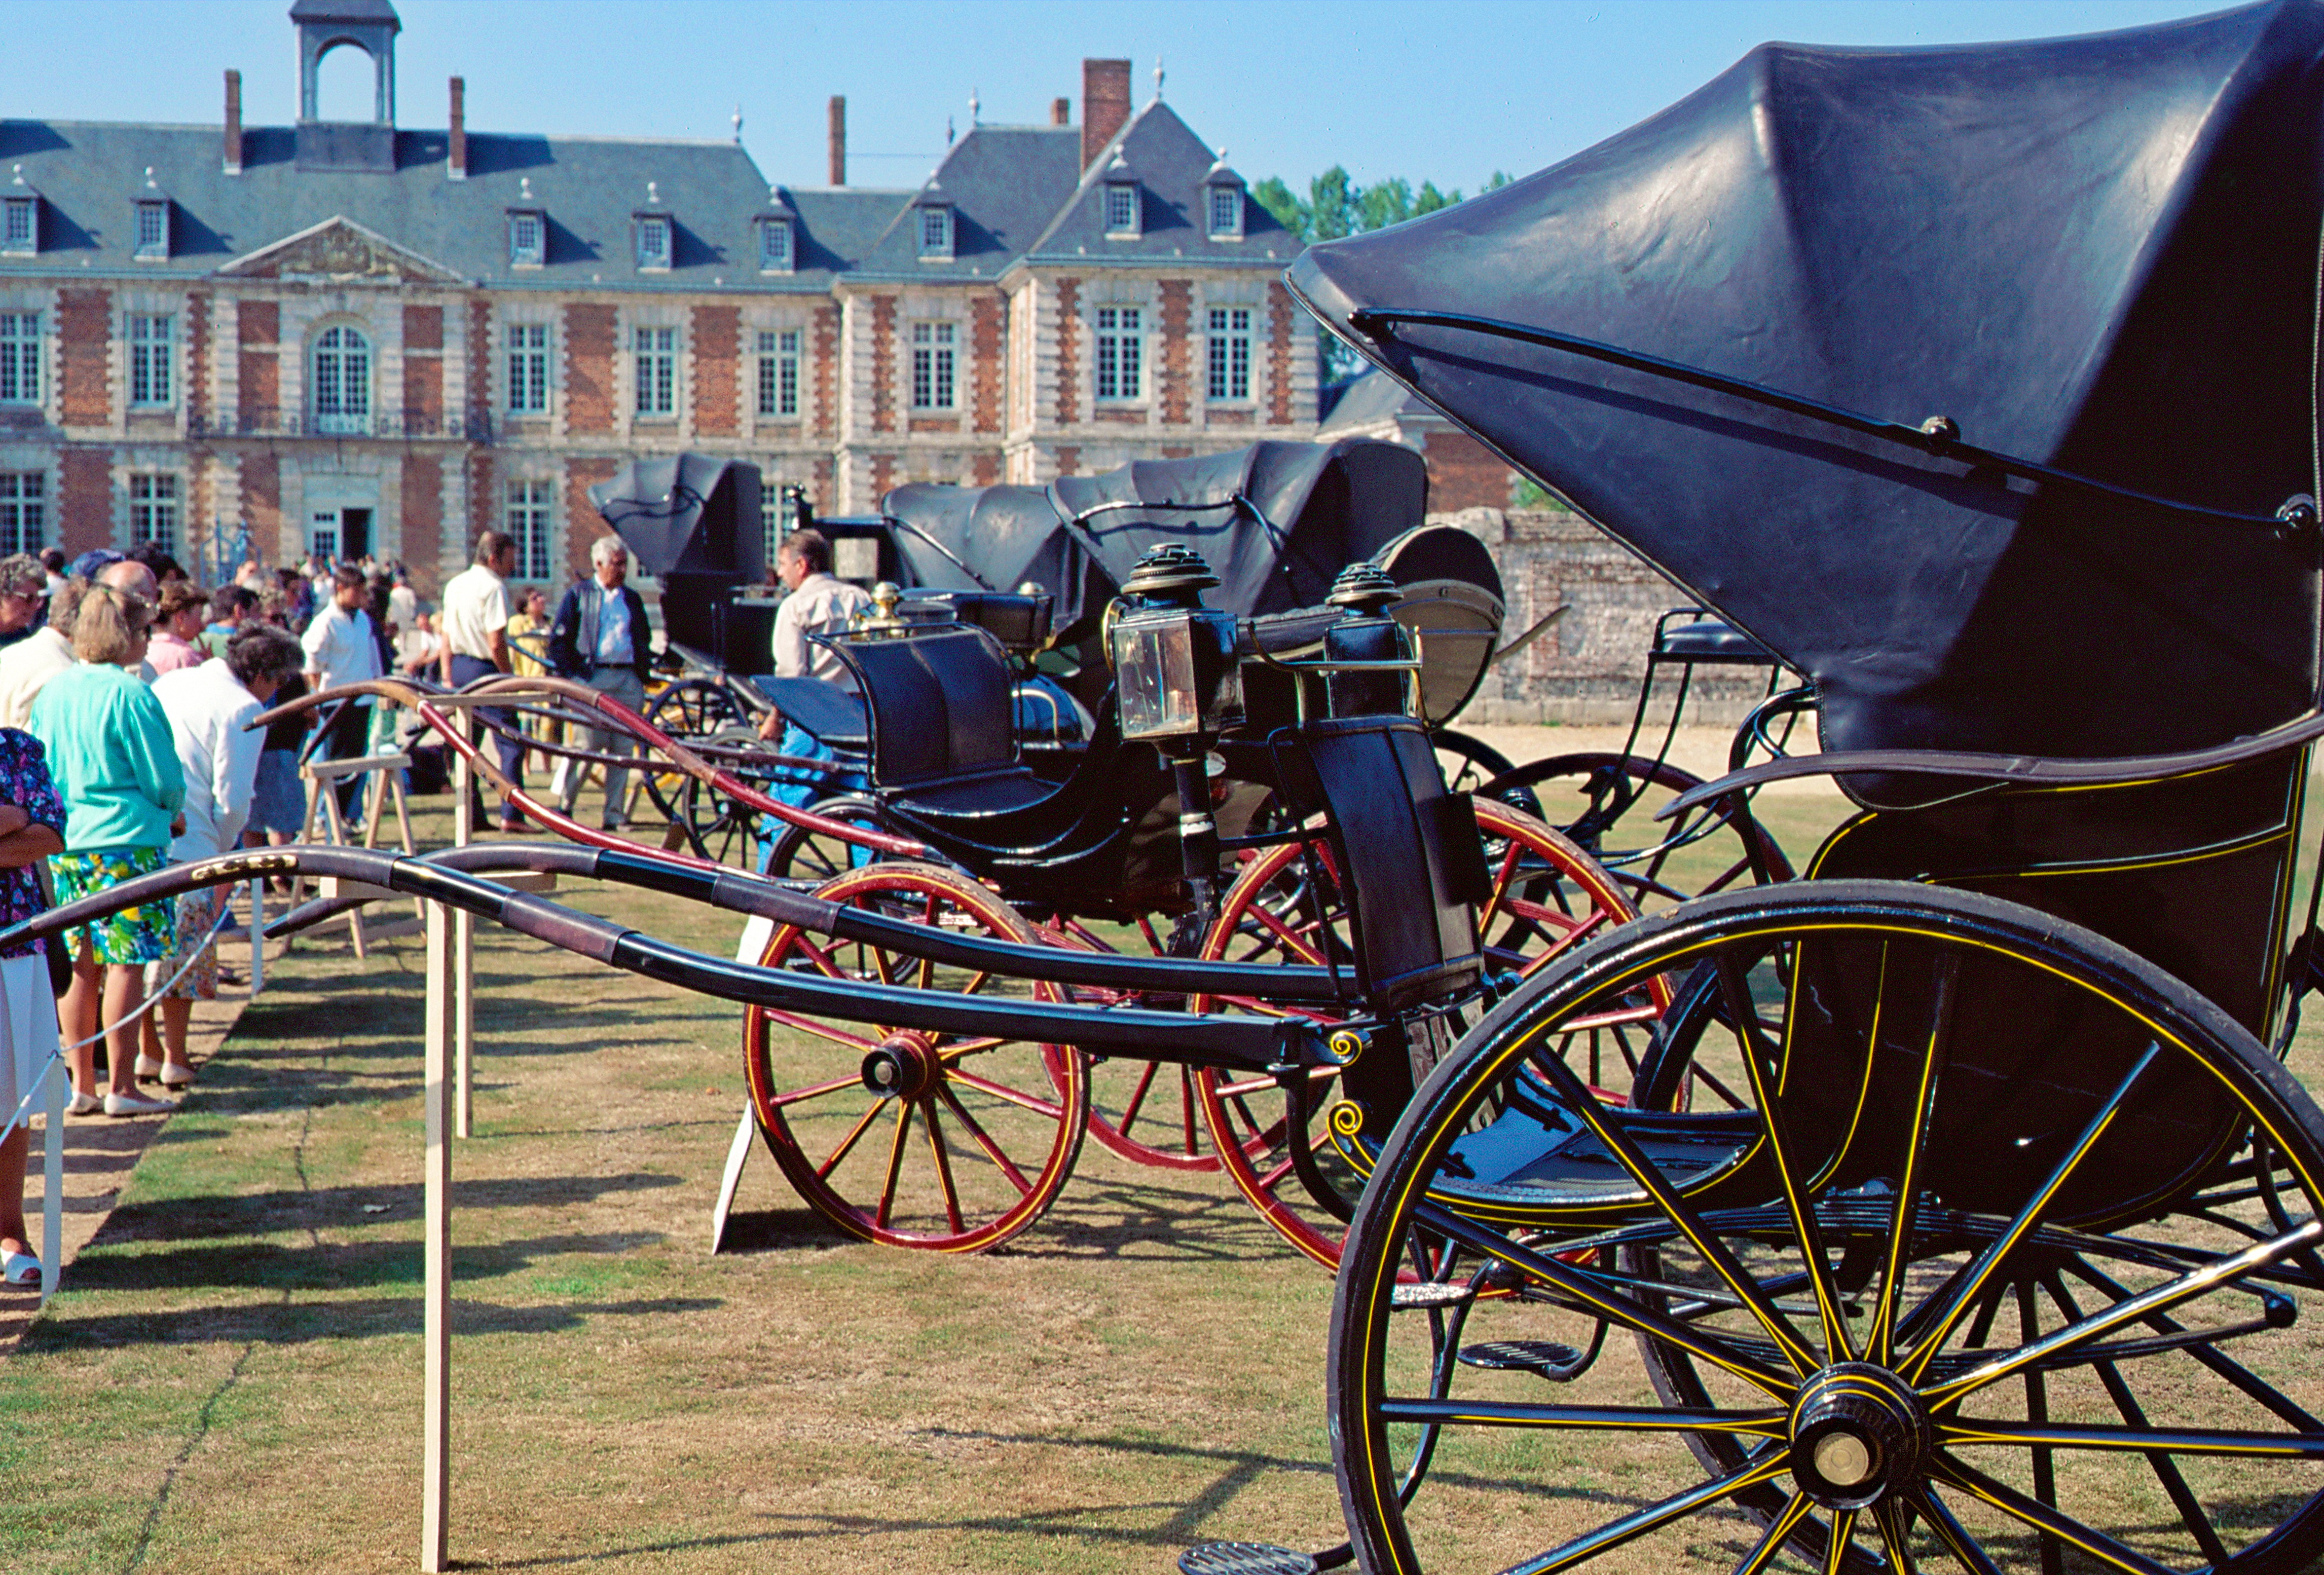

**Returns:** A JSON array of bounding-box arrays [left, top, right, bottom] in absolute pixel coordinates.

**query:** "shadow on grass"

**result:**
[[58, 1230, 668, 1294], [98, 1172, 684, 1241], [21, 1293, 723, 1352]]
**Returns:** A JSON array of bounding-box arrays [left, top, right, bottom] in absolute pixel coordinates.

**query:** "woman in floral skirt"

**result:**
[[29, 585, 185, 1118], [0, 727, 64, 1282]]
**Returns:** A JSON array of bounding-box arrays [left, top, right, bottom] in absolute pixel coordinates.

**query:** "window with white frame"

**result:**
[[1104, 183, 1139, 236], [506, 479, 553, 580], [759, 218, 792, 273], [508, 211, 544, 268], [129, 473, 178, 553], [910, 321, 956, 410], [134, 201, 168, 260], [757, 328, 800, 418], [312, 325, 371, 434], [1208, 185, 1243, 239], [1094, 307, 1142, 402], [636, 215, 672, 271], [507, 323, 549, 414], [633, 325, 676, 416], [0, 473, 43, 555], [1206, 308, 1252, 402], [129, 314, 172, 406], [918, 206, 952, 259], [0, 313, 38, 405], [2, 198, 34, 257]]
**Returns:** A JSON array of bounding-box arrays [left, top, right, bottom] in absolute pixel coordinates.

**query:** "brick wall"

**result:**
[[1424, 430, 1518, 513], [184, 293, 209, 430], [238, 299, 279, 428], [1447, 506, 1772, 725], [867, 452, 896, 502], [467, 297, 491, 433], [466, 451, 493, 552], [811, 304, 838, 442], [58, 289, 110, 427], [868, 295, 897, 435], [1051, 278, 1080, 426], [969, 295, 1004, 435], [564, 458, 617, 585], [59, 449, 110, 553], [1265, 283, 1296, 427], [971, 452, 1000, 485], [564, 303, 616, 434], [241, 451, 280, 554], [1053, 444, 1080, 478], [402, 304, 442, 351], [401, 453, 444, 598], [691, 304, 740, 437], [1156, 280, 1191, 425]]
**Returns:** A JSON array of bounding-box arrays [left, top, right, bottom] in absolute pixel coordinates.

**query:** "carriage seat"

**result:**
[[819, 625, 1054, 817], [1653, 615, 1778, 665], [745, 675, 868, 752], [911, 591, 1053, 654]]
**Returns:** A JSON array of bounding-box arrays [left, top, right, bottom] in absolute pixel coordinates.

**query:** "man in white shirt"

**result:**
[[0, 579, 80, 728], [439, 531, 529, 833], [754, 530, 872, 831], [545, 536, 653, 831], [300, 564, 384, 820], [144, 625, 303, 1084]]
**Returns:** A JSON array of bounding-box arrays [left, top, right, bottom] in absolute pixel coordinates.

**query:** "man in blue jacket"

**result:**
[[546, 536, 653, 831]]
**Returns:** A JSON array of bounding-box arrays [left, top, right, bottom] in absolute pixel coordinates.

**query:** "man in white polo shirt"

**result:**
[[299, 564, 383, 821], [439, 531, 530, 833]]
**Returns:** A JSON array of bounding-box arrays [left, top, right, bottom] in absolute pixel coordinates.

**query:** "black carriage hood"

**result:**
[[586, 455, 758, 578], [1290, 0, 2324, 761], [880, 439, 1429, 629]]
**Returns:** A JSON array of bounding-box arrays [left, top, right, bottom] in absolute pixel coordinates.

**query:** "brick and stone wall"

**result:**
[[1440, 506, 1784, 726]]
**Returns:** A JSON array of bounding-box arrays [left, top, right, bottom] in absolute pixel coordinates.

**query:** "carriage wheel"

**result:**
[[644, 678, 749, 827], [1029, 914, 1271, 1174], [762, 796, 888, 883], [1331, 879, 2324, 1575], [1430, 730, 1534, 813], [743, 863, 1090, 1252], [1194, 800, 1664, 1269], [1481, 751, 1793, 910], [676, 724, 776, 868]]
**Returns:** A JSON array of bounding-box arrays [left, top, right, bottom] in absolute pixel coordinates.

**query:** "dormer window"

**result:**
[[916, 198, 953, 261], [1204, 157, 1247, 241], [1207, 185, 1242, 239], [759, 217, 792, 273], [2, 169, 36, 258], [508, 209, 545, 269], [135, 200, 170, 260], [1104, 182, 1141, 237], [636, 214, 671, 271]]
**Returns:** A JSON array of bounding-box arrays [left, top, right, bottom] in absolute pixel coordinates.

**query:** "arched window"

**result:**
[[313, 325, 371, 435]]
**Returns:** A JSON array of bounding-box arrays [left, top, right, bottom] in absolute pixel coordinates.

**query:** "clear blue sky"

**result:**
[[11, 1, 2230, 196]]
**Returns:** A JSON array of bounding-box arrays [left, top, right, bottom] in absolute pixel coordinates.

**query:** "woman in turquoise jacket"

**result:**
[[29, 585, 185, 1118]]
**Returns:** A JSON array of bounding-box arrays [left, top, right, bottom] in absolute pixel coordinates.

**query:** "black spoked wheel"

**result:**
[[675, 724, 777, 868], [763, 796, 889, 884], [1432, 730, 1538, 816], [1481, 751, 1792, 910], [644, 678, 750, 827], [1331, 879, 2324, 1575]]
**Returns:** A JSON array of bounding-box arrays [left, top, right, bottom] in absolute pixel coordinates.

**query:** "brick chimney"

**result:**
[[447, 77, 466, 179], [223, 69, 243, 175], [828, 95, 846, 186], [1081, 59, 1130, 170], [1051, 97, 1070, 127]]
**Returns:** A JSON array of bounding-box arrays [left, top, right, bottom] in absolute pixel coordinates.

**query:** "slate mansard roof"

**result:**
[[0, 94, 1296, 291]]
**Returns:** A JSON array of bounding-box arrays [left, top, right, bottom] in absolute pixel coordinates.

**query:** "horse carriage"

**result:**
[[1269, 2, 2324, 1570]]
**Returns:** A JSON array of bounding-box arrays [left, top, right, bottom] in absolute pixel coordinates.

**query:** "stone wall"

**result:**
[[1437, 506, 1784, 727]]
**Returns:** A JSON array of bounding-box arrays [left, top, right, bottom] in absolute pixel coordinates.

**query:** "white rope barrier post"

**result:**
[[421, 895, 453, 1572], [248, 878, 264, 998], [39, 1052, 60, 1304], [452, 743, 475, 1139]]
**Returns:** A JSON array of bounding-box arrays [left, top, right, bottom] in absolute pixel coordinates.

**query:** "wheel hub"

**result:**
[[1788, 1363, 1930, 1510], [861, 1032, 939, 1101]]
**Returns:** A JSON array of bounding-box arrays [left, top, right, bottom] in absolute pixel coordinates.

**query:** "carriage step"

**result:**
[[1178, 1541, 1320, 1575], [1391, 1281, 1477, 1310], [1459, 1340, 1590, 1380]]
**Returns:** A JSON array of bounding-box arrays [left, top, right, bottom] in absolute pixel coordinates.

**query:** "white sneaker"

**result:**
[[103, 1090, 175, 1117]]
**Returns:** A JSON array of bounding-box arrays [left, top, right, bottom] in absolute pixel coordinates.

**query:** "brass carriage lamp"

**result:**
[[1106, 544, 1246, 745]]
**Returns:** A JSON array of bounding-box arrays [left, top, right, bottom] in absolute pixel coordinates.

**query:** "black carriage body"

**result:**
[[1288, 0, 2324, 768]]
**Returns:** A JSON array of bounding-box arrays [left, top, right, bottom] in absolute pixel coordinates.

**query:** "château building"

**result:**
[[0, 0, 1316, 596]]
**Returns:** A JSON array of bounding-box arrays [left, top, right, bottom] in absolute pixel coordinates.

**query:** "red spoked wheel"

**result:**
[[1037, 913, 1272, 1174], [743, 862, 1090, 1252], [1193, 800, 1669, 1269]]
